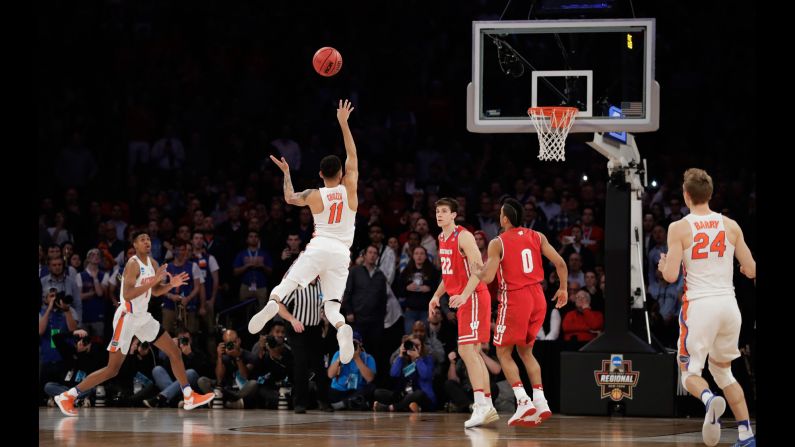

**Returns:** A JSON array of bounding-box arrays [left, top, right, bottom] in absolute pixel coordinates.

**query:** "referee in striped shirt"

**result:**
[[276, 276, 331, 413]]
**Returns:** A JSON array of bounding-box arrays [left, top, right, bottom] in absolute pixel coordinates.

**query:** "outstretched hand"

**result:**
[[337, 99, 355, 122], [270, 155, 290, 174], [169, 271, 190, 288]]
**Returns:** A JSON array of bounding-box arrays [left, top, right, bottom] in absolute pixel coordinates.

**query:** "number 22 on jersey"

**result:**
[[441, 257, 453, 275]]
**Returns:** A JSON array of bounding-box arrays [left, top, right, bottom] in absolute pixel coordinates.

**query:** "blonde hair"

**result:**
[[683, 168, 713, 205]]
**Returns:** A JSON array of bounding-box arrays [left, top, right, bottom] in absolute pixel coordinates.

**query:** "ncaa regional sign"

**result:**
[[594, 354, 640, 401]]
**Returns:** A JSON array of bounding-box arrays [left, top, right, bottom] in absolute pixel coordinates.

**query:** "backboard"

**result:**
[[468, 19, 658, 134]]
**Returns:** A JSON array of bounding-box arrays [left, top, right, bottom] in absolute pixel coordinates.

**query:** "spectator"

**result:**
[[248, 327, 294, 409], [191, 230, 220, 355], [562, 291, 604, 343], [343, 245, 388, 382], [396, 246, 440, 334], [39, 287, 79, 403], [398, 231, 422, 273], [198, 329, 257, 409], [578, 206, 604, 255], [373, 336, 437, 412], [75, 248, 109, 339], [145, 328, 212, 408], [414, 218, 439, 262], [538, 187, 561, 222], [48, 211, 74, 246], [523, 201, 550, 239], [162, 240, 204, 334], [443, 344, 502, 413], [233, 231, 273, 315], [583, 271, 604, 312], [41, 256, 82, 324], [327, 332, 376, 410], [43, 328, 107, 407], [566, 252, 586, 288]]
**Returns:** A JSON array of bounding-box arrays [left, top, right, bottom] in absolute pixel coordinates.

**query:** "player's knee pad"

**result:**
[[271, 279, 300, 302], [708, 363, 736, 389], [681, 370, 699, 389], [323, 300, 345, 327]]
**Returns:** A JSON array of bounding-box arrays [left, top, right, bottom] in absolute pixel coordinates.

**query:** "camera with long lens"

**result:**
[[178, 337, 190, 346], [403, 340, 416, 352], [140, 341, 150, 350], [224, 341, 236, 351], [50, 288, 73, 308], [265, 335, 281, 349]]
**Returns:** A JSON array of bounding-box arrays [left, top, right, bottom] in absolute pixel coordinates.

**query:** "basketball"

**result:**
[[313, 47, 343, 77]]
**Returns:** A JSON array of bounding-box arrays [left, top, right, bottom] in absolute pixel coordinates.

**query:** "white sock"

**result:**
[[700, 389, 714, 407], [182, 385, 193, 398], [474, 390, 485, 406], [532, 385, 545, 402], [67, 387, 79, 398], [485, 393, 493, 407], [738, 420, 753, 440], [512, 383, 529, 402]]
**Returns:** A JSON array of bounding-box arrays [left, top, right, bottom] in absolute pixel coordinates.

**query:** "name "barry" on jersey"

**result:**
[[326, 192, 342, 201], [694, 220, 719, 230]]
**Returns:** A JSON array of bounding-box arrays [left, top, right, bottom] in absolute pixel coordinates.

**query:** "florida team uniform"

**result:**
[[677, 213, 741, 375], [492, 227, 547, 347], [439, 226, 490, 344], [284, 184, 355, 303], [107, 255, 162, 354]]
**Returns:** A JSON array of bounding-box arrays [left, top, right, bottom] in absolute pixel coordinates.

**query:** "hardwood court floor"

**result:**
[[39, 408, 751, 446]]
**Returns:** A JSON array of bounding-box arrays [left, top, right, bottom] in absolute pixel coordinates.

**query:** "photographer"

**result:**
[[107, 338, 160, 406], [373, 336, 437, 412], [43, 328, 107, 407], [443, 344, 502, 413], [40, 256, 82, 324], [248, 329, 294, 409], [327, 332, 376, 410], [198, 329, 257, 408], [145, 327, 213, 408], [39, 287, 79, 403]]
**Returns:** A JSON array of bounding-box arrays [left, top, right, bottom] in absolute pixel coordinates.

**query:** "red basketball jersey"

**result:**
[[438, 226, 488, 296], [496, 227, 544, 291]]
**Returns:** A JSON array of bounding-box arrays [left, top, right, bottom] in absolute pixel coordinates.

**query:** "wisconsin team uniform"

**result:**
[[677, 213, 741, 375], [284, 184, 355, 303], [439, 225, 490, 344], [492, 227, 547, 347], [107, 255, 162, 354]]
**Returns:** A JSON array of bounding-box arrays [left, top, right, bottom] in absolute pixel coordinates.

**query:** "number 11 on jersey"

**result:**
[[328, 202, 343, 224]]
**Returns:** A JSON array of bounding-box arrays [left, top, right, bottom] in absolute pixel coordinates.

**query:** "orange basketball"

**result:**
[[313, 47, 343, 77]]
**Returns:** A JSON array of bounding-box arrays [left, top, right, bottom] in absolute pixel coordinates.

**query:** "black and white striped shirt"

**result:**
[[281, 281, 322, 326]]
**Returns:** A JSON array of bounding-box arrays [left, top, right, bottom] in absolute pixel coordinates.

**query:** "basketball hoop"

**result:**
[[527, 107, 578, 162]]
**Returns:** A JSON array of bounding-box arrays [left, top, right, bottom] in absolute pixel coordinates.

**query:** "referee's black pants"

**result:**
[[287, 324, 329, 408]]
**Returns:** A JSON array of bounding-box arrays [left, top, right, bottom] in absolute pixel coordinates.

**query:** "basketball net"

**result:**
[[527, 107, 578, 162]]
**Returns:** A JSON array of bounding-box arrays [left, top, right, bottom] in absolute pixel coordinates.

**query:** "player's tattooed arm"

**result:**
[[286, 187, 316, 207], [270, 154, 316, 206]]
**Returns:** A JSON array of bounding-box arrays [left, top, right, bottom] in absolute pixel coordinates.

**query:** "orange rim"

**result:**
[[527, 106, 578, 128]]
